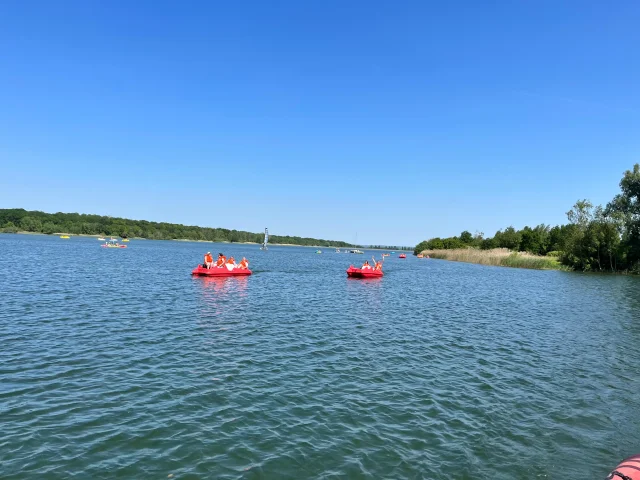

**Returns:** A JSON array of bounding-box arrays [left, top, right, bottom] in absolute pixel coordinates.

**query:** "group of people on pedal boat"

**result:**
[[360, 260, 383, 271], [202, 252, 249, 270]]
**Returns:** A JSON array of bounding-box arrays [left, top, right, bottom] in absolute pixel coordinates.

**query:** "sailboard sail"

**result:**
[[261, 228, 269, 250]]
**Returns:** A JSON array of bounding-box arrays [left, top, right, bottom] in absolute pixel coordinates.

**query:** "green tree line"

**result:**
[[0, 209, 354, 248], [368, 245, 413, 251], [414, 163, 640, 273]]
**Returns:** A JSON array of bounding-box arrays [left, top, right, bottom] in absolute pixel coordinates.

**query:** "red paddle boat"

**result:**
[[346, 265, 383, 278], [191, 265, 252, 277]]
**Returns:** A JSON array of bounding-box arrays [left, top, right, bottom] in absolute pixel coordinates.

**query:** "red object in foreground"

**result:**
[[607, 454, 640, 480], [191, 265, 252, 277], [346, 266, 383, 278], [398, 254, 406, 258]]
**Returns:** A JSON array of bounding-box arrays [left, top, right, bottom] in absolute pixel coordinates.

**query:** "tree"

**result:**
[[548, 225, 575, 253], [594, 207, 623, 272], [472, 231, 484, 248], [460, 231, 473, 244], [607, 163, 640, 271], [563, 200, 595, 270], [495, 226, 521, 250], [42, 222, 57, 235], [480, 237, 497, 250], [429, 238, 445, 249], [20, 216, 41, 232], [443, 237, 465, 249], [1, 221, 18, 233], [519, 224, 550, 255], [567, 200, 594, 228], [414, 240, 429, 255]]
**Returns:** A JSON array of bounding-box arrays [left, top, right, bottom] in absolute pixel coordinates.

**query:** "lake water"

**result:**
[[1, 234, 639, 479]]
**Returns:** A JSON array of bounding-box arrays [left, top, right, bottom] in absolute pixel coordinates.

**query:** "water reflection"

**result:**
[[194, 276, 249, 319], [197, 276, 248, 296], [345, 276, 384, 313]]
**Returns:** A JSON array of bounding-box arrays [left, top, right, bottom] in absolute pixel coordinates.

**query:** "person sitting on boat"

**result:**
[[204, 252, 213, 269], [226, 256, 236, 269], [238, 257, 249, 269], [216, 253, 226, 267], [374, 261, 383, 271], [361, 260, 372, 270]]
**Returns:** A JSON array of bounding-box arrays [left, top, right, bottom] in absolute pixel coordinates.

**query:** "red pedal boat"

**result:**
[[191, 265, 252, 277], [346, 266, 383, 278], [398, 254, 407, 258]]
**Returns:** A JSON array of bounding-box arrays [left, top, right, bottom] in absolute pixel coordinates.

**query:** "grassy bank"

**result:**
[[420, 248, 563, 270]]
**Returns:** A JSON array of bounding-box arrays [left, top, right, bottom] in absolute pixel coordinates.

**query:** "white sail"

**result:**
[[261, 228, 269, 250]]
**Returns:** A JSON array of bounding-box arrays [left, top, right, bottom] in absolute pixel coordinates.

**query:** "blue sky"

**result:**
[[1, 1, 638, 246]]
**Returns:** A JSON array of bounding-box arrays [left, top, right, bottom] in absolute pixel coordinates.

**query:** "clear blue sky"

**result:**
[[1, 1, 638, 246]]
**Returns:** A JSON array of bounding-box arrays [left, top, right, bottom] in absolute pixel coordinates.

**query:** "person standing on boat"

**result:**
[[204, 252, 213, 269], [216, 253, 226, 267], [374, 261, 383, 271]]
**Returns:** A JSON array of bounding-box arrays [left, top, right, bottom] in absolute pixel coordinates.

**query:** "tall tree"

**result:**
[[564, 200, 594, 270], [607, 164, 640, 271]]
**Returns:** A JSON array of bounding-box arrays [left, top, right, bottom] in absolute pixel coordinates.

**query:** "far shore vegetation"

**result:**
[[0, 209, 355, 247], [0, 209, 411, 250], [415, 163, 640, 274]]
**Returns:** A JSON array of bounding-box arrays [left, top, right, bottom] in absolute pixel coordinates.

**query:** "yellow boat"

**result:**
[[60, 235, 70, 239], [122, 238, 129, 242]]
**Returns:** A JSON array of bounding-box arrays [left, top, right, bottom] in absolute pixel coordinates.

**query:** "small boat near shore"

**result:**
[[399, 254, 407, 258], [102, 239, 126, 248], [60, 235, 70, 239], [346, 266, 383, 278], [98, 237, 106, 241], [350, 249, 364, 254], [191, 265, 252, 277]]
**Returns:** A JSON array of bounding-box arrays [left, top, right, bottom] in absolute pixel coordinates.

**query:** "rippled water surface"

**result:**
[[2, 234, 640, 479]]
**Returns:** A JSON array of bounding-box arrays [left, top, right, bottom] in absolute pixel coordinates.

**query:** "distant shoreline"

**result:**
[[5, 231, 398, 249], [1, 209, 413, 251]]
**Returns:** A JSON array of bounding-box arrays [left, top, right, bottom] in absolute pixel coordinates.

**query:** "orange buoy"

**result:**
[[607, 454, 640, 480]]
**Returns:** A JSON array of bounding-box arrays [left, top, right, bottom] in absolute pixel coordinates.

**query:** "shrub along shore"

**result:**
[[415, 164, 640, 273]]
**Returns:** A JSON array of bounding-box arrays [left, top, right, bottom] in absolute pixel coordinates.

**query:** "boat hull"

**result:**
[[191, 266, 252, 277], [101, 244, 127, 248], [346, 266, 383, 278]]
